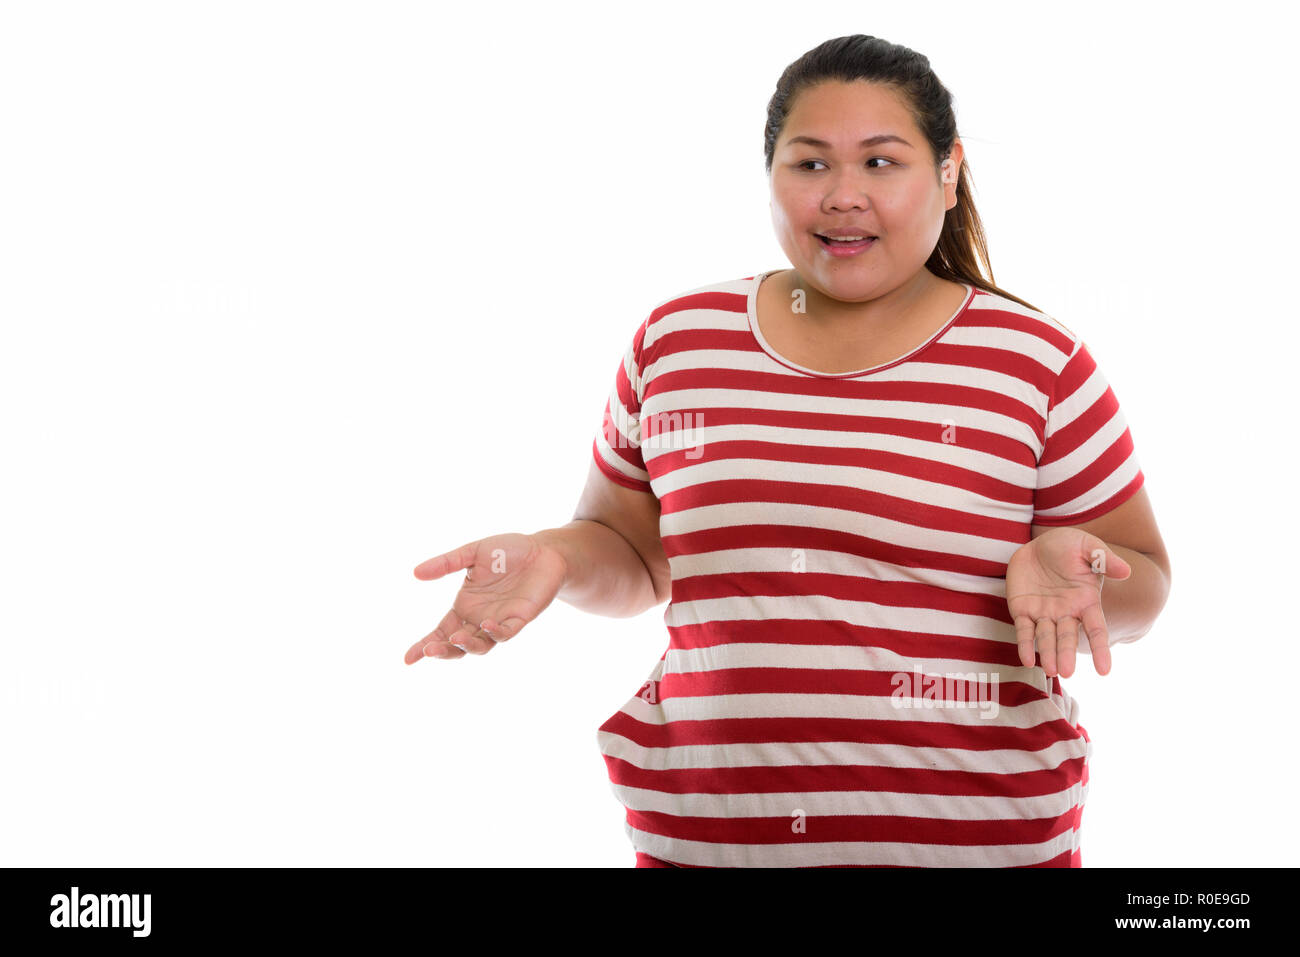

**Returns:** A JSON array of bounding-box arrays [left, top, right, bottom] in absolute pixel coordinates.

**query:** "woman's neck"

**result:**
[[783, 268, 948, 338]]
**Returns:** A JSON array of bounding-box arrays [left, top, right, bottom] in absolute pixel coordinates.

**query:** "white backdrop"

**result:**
[[2, 0, 1294, 867]]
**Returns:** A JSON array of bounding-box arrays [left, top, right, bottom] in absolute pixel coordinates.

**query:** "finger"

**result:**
[[404, 632, 465, 663], [474, 602, 535, 643], [405, 606, 474, 664], [423, 640, 466, 661], [1035, 617, 1058, 677], [413, 541, 478, 581], [1055, 616, 1080, 678], [474, 616, 512, 644], [450, 615, 498, 656], [1080, 603, 1113, 676], [1014, 615, 1037, 668], [486, 616, 527, 641], [457, 607, 535, 653]]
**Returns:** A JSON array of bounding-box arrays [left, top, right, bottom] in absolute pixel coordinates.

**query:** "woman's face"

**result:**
[[768, 80, 962, 303]]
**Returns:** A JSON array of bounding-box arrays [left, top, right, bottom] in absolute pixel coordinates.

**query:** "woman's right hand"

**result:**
[[404, 532, 568, 663]]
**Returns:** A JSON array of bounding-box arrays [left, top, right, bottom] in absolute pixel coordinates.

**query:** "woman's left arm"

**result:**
[[1077, 541, 1171, 647], [1013, 487, 1172, 676]]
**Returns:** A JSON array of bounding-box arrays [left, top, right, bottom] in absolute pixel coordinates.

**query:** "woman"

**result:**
[[404, 35, 1172, 867]]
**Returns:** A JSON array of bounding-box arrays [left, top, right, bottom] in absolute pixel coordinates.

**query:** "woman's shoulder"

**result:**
[[618, 273, 758, 363], [653, 271, 760, 307], [634, 272, 764, 330], [965, 282, 1082, 354]]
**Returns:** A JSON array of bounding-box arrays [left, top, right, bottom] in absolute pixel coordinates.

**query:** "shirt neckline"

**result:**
[[746, 269, 976, 379]]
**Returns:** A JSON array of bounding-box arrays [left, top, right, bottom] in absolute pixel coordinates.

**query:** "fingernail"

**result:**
[[451, 643, 468, 653]]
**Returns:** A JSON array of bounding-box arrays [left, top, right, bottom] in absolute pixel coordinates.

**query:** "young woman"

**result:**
[[404, 35, 1172, 868]]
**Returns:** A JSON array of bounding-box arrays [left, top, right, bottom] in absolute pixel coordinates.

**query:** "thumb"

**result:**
[[1089, 543, 1131, 581]]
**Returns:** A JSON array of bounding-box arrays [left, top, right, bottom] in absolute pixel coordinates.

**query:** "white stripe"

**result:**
[[626, 822, 1081, 867], [663, 592, 1014, 639], [942, 322, 1074, 371], [593, 431, 650, 485], [1039, 400, 1130, 484], [622, 691, 1037, 726], [641, 416, 1038, 485], [667, 547, 1009, 597], [663, 640, 1039, 683], [597, 731, 1090, 775], [1050, 362, 1111, 428], [612, 779, 1085, 821], [660, 503, 1019, 564], [644, 343, 1052, 405], [641, 386, 1040, 449], [966, 293, 1078, 344], [645, 454, 1026, 519]]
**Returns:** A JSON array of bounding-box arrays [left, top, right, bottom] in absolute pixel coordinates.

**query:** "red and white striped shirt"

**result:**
[[591, 269, 1145, 867]]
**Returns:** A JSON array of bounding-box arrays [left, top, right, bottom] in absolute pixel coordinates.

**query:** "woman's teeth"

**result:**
[[818, 235, 876, 247]]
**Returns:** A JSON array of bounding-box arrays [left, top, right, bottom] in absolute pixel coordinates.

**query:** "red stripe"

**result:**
[[654, 667, 1045, 704], [598, 710, 1084, 752], [590, 436, 650, 491], [635, 851, 679, 867], [1036, 430, 1137, 510], [667, 569, 1012, 620], [962, 307, 1076, 357], [624, 807, 1080, 847], [640, 400, 1039, 468], [662, 525, 1017, 579], [658, 618, 1025, 663], [603, 754, 1087, 799]]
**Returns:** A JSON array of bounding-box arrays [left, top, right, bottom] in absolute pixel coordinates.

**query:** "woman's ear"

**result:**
[[947, 140, 965, 180], [942, 139, 964, 207]]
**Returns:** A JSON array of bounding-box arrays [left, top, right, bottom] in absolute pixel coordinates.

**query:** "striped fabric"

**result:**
[[590, 269, 1144, 867]]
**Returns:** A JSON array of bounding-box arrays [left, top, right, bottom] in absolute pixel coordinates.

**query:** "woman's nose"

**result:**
[[823, 175, 873, 210]]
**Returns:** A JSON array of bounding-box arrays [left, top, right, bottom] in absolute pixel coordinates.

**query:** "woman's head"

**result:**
[[764, 35, 1038, 311]]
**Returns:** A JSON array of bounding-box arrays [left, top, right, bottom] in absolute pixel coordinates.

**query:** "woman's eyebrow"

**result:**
[[785, 134, 913, 149]]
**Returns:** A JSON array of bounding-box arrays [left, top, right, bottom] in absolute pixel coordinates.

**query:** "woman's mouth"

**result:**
[[817, 234, 877, 256]]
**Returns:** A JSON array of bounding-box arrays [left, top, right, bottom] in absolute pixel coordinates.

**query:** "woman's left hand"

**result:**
[[1006, 527, 1132, 678]]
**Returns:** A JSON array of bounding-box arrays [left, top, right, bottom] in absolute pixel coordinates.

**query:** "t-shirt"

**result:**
[[590, 269, 1145, 867]]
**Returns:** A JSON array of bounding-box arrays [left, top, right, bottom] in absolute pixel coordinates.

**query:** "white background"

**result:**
[[2, 0, 1295, 867]]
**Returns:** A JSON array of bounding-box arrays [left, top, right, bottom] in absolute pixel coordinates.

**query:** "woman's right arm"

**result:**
[[405, 460, 670, 663], [533, 459, 670, 620]]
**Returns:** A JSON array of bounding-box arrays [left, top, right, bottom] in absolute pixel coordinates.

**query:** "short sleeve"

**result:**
[[591, 319, 653, 493], [1032, 339, 1145, 526]]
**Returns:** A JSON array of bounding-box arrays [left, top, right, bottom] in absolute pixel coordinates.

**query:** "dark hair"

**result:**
[[764, 35, 1040, 313]]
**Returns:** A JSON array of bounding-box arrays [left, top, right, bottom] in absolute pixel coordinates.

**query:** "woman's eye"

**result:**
[[798, 158, 894, 171]]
